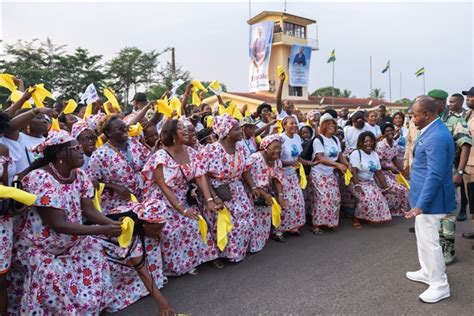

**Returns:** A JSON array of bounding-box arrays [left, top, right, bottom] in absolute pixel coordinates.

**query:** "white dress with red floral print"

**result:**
[[8, 169, 114, 315], [142, 147, 218, 275], [376, 139, 409, 216], [199, 141, 254, 262], [0, 155, 14, 275], [249, 152, 284, 252]]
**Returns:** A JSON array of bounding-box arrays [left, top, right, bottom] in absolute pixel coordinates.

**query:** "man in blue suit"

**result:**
[[405, 96, 455, 303]]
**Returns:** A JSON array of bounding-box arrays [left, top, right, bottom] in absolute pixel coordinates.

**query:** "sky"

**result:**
[[1, 0, 473, 100]]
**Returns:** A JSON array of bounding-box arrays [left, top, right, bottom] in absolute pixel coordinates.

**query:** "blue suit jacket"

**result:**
[[409, 119, 456, 214]]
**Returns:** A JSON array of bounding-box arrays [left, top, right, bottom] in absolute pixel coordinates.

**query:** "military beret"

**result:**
[[427, 89, 449, 100]]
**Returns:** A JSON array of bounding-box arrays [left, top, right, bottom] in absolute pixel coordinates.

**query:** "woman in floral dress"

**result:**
[[349, 131, 392, 228], [200, 114, 262, 264], [249, 134, 286, 253], [376, 124, 409, 216], [142, 119, 219, 276], [309, 113, 351, 234], [86, 116, 168, 308], [8, 130, 121, 314]]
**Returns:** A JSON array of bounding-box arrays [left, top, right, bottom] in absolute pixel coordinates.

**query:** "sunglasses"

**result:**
[[67, 144, 83, 151], [79, 135, 98, 142]]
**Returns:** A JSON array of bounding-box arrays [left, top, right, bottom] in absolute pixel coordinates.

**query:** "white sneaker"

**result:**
[[419, 286, 450, 303], [406, 270, 430, 285]]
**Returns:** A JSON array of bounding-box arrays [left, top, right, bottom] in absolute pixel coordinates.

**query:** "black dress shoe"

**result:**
[[408, 227, 415, 233], [456, 212, 467, 222], [271, 234, 287, 243], [462, 232, 474, 239]]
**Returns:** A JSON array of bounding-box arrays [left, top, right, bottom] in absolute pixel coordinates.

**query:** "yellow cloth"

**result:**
[[218, 102, 242, 120], [28, 84, 51, 107], [118, 217, 135, 248], [192, 91, 201, 106], [128, 123, 143, 137], [103, 87, 121, 112], [396, 173, 410, 189], [208, 80, 222, 95], [305, 120, 311, 127], [93, 183, 105, 212], [84, 103, 93, 119], [344, 169, 353, 186], [63, 99, 78, 115], [95, 137, 104, 148], [198, 215, 208, 243], [271, 197, 282, 228], [298, 164, 307, 189], [192, 79, 208, 92], [169, 97, 182, 117], [0, 185, 37, 206], [274, 120, 283, 133], [217, 207, 233, 251], [50, 118, 60, 131], [206, 115, 214, 127], [156, 99, 174, 118], [277, 65, 288, 82], [0, 74, 17, 91], [130, 194, 138, 203], [10, 90, 32, 109], [256, 135, 262, 144]]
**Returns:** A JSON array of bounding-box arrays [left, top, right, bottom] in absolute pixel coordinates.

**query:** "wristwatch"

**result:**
[[457, 170, 465, 176]]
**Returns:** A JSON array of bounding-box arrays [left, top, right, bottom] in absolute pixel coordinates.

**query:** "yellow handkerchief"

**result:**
[[277, 65, 288, 82], [298, 164, 307, 189], [95, 137, 104, 148], [118, 216, 134, 248], [217, 207, 233, 251], [93, 183, 105, 212], [84, 103, 93, 119], [344, 169, 353, 186], [128, 123, 143, 137], [50, 118, 60, 131], [256, 135, 262, 144], [198, 215, 208, 243], [218, 103, 234, 116], [0, 74, 17, 91], [192, 79, 208, 92], [192, 91, 201, 106], [10, 90, 32, 109], [130, 194, 138, 203], [208, 80, 222, 96], [169, 97, 182, 117], [156, 99, 174, 118], [396, 173, 410, 189], [206, 115, 214, 127], [103, 87, 121, 112], [63, 99, 78, 114], [271, 197, 282, 228], [233, 106, 243, 120], [0, 185, 37, 205], [29, 84, 51, 107], [274, 120, 283, 133]]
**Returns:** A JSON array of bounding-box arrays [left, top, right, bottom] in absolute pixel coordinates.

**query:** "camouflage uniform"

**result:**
[[440, 108, 472, 264]]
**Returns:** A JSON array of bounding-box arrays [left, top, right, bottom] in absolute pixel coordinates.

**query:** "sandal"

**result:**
[[310, 227, 324, 235], [352, 220, 362, 229], [210, 259, 224, 269], [271, 234, 287, 243], [163, 276, 168, 285]]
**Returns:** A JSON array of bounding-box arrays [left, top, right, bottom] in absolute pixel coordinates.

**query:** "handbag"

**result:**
[[163, 149, 199, 206], [212, 150, 238, 202]]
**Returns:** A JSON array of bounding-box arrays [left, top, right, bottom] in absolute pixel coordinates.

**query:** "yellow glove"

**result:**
[[217, 207, 233, 251], [0, 185, 36, 206], [298, 164, 307, 189], [198, 215, 208, 243], [344, 169, 353, 186], [93, 183, 105, 212], [271, 197, 282, 228], [118, 216, 135, 248]]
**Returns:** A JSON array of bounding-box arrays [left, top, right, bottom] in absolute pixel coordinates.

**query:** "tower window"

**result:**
[[283, 22, 306, 39], [289, 86, 303, 97]]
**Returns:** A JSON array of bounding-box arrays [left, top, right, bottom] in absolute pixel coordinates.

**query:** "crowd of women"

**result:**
[[0, 73, 409, 315]]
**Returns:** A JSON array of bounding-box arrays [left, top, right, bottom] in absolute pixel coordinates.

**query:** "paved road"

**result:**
[[113, 213, 474, 315]]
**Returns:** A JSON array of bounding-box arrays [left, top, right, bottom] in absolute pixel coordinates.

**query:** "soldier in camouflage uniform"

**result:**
[[428, 89, 472, 265]]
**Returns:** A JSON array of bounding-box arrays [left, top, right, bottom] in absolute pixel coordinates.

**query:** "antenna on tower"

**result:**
[[284, 0, 287, 12]]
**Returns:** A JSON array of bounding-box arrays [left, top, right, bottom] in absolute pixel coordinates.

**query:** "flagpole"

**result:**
[[399, 72, 402, 100], [388, 62, 392, 102], [332, 60, 335, 105], [423, 75, 426, 94], [369, 56, 373, 97]]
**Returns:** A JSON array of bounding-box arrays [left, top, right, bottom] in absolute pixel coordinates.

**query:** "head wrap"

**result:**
[[260, 134, 282, 151], [427, 89, 449, 100], [306, 110, 321, 121], [180, 117, 194, 127], [86, 113, 106, 131], [71, 120, 92, 139], [212, 114, 237, 139], [32, 129, 74, 153], [239, 116, 258, 127]]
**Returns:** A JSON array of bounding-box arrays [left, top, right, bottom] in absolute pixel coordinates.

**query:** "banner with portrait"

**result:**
[[248, 21, 274, 92], [289, 45, 312, 87]]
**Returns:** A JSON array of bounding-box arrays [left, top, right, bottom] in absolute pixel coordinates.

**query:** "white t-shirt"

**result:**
[[239, 138, 258, 156], [312, 135, 341, 175], [0, 138, 17, 185], [277, 111, 300, 125], [280, 133, 302, 175], [344, 125, 368, 150], [349, 149, 381, 181], [337, 118, 348, 128], [18, 133, 45, 169], [1, 133, 45, 176], [365, 123, 381, 138]]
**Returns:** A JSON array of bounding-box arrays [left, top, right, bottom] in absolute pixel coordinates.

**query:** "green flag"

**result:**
[[327, 49, 336, 63], [415, 67, 425, 77], [381, 60, 390, 74]]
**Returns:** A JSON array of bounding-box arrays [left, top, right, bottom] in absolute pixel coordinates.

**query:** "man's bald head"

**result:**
[[415, 96, 438, 114], [411, 96, 438, 129]]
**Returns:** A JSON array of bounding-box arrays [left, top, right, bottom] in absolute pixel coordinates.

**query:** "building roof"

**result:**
[[247, 11, 316, 25]]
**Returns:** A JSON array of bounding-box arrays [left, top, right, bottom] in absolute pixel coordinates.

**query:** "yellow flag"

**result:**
[[274, 120, 283, 133], [118, 217, 135, 248], [0, 185, 37, 205], [29, 84, 51, 107], [396, 173, 410, 189], [84, 103, 93, 119], [63, 99, 78, 114], [344, 169, 353, 186], [192, 91, 201, 106], [207, 80, 222, 95], [10, 90, 32, 109], [95, 137, 104, 148], [298, 164, 307, 189], [277, 65, 288, 82], [217, 207, 233, 251], [130, 194, 138, 203], [0, 74, 17, 91], [50, 118, 60, 131], [169, 97, 182, 117], [156, 99, 174, 118], [206, 115, 214, 127], [271, 197, 282, 228], [191, 79, 208, 92], [128, 123, 143, 137], [198, 215, 208, 243], [103, 87, 121, 112], [218, 103, 234, 116], [93, 183, 105, 212]]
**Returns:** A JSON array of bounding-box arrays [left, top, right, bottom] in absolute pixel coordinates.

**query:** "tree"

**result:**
[[370, 88, 385, 100], [311, 86, 342, 97], [394, 98, 414, 107], [146, 62, 191, 100], [342, 89, 353, 98]]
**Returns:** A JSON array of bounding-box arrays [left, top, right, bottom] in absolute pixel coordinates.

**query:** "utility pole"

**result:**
[[171, 47, 176, 81], [369, 56, 373, 97]]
